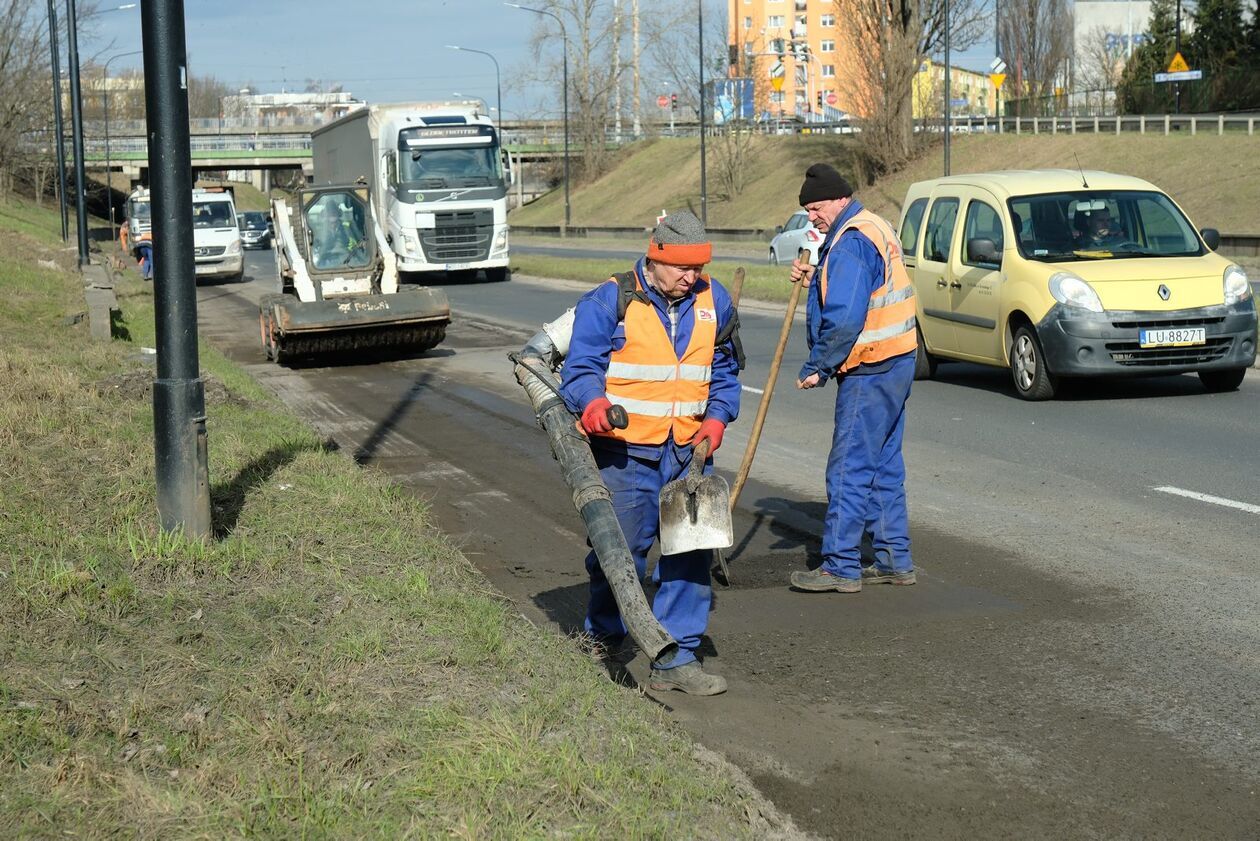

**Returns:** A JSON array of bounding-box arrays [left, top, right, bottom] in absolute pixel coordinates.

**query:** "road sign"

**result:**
[[989, 57, 1008, 75], [1168, 52, 1189, 73], [825, 91, 838, 106], [1155, 70, 1203, 82], [657, 94, 669, 108], [990, 72, 1006, 89]]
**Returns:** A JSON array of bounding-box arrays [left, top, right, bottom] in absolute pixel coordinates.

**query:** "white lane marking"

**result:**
[[742, 385, 765, 395], [1153, 486, 1260, 515]]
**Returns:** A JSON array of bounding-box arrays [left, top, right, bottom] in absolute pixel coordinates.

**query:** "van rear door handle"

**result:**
[[936, 279, 947, 288], [949, 280, 963, 289]]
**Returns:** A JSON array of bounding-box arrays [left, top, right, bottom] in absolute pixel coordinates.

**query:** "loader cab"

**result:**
[[300, 187, 375, 273]]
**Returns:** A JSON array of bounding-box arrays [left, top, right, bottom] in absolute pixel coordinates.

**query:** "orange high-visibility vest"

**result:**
[[818, 210, 917, 374], [601, 278, 717, 446]]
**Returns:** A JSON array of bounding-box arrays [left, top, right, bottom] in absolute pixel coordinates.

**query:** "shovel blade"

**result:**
[[659, 474, 734, 556]]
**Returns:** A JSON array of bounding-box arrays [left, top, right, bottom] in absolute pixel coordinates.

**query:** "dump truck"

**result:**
[[258, 183, 450, 362], [310, 102, 512, 281]]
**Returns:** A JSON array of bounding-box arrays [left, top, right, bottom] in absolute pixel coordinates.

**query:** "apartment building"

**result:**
[[727, 0, 857, 120]]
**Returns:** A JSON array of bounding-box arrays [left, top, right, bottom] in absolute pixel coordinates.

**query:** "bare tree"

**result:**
[[644, 0, 726, 118], [998, 0, 1073, 114], [0, 0, 54, 198], [837, 0, 990, 175], [1076, 26, 1126, 113]]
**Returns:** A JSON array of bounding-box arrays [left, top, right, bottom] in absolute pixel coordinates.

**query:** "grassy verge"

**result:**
[[0, 202, 785, 837], [510, 254, 799, 306]]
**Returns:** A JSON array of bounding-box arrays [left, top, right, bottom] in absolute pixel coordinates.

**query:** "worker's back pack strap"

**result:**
[[613, 271, 745, 371]]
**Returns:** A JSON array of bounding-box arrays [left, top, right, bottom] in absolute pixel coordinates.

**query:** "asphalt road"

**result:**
[[194, 249, 1260, 839]]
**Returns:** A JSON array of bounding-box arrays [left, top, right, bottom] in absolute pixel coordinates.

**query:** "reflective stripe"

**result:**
[[678, 364, 712, 381], [857, 316, 917, 344], [870, 283, 915, 309], [607, 361, 678, 381], [606, 395, 709, 418]]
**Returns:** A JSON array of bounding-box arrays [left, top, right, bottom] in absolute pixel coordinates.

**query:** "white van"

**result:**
[[192, 189, 244, 282]]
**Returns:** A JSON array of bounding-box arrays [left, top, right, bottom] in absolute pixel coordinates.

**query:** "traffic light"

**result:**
[[670, 93, 677, 110], [817, 92, 824, 109]]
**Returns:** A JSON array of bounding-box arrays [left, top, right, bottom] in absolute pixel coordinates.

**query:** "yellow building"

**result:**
[[912, 59, 998, 119], [727, 0, 857, 119]]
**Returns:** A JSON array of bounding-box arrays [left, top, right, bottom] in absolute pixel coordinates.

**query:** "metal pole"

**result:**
[[66, 0, 90, 265], [141, 0, 211, 537], [446, 46, 501, 127], [944, 0, 951, 176], [47, 0, 69, 242], [562, 32, 570, 228], [698, 0, 707, 226], [1174, 0, 1182, 114], [633, 0, 641, 138]]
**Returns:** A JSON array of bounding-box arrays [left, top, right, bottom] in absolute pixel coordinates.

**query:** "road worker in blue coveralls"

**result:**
[[561, 210, 741, 696], [787, 163, 919, 594]]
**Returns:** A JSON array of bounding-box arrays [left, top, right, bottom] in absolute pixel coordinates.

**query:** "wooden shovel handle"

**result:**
[[728, 248, 809, 511]]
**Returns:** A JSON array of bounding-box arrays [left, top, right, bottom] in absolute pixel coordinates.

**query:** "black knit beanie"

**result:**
[[798, 163, 853, 206]]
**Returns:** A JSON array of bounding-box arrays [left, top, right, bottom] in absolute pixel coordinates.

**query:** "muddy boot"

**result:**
[[861, 566, 917, 585], [789, 568, 861, 593], [649, 661, 728, 696]]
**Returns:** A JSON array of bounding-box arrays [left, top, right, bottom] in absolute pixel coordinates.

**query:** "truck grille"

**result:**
[[421, 210, 493, 262], [194, 245, 226, 258], [1106, 337, 1233, 366]]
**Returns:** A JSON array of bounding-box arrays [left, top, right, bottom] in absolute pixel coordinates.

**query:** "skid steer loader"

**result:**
[[259, 184, 450, 363]]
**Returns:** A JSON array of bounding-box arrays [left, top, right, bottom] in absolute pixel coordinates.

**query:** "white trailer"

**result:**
[[311, 102, 512, 282]]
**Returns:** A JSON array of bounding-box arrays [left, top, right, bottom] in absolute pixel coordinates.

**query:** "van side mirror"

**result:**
[[1200, 228, 1220, 251], [966, 237, 1000, 266]]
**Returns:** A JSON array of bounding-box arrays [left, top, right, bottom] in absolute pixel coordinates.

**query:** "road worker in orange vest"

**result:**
[[560, 210, 741, 696], [787, 164, 919, 594]]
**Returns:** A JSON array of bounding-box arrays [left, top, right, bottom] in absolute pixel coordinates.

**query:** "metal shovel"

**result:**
[[659, 438, 734, 556]]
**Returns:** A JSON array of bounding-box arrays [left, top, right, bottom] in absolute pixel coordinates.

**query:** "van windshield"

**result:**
[[1007, 190, 1203, 262], [192, 200, 236, 229], [129, 200, 151, 220]]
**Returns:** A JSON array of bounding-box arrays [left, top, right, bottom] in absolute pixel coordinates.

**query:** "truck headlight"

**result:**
[[1224, 264, 1252, 305], [492, 227, 509, 254], [226, 239, 241, 255], [1048, 272, 1104, 313], [403, 234, 417, 253]]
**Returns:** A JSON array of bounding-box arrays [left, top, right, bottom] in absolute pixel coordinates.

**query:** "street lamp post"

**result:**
[[446, 45, 501, 128], [943, 0, 952, 176], [698, 0, 707, 226], [104, 49, 142, 244], [46, 0, 69, 242], [66, 0, 91, 265], [507, 3, 570, 229]]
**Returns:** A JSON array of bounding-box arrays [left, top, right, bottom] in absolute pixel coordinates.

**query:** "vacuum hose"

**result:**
[[511, 320, 678, 666]]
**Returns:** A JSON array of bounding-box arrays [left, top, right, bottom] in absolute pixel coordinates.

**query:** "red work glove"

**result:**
[[580, 396, 615, 435], [692, 418, 726, 454]]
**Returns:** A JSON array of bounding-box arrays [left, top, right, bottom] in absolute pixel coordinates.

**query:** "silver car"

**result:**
[[768, 211, 823, 264]]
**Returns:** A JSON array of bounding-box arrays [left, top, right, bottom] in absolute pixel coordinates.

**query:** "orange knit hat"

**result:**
[[646, 210, 712, 266]]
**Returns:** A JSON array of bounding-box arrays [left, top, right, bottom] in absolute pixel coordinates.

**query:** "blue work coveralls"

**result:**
[[561, 259, 741, 667], [800, 200, 916, 581]]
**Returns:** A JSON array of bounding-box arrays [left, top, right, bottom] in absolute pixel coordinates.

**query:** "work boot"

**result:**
[[789, 568, 862, 593], [649, 661, 728, 696], [860, 566, 917, 586]]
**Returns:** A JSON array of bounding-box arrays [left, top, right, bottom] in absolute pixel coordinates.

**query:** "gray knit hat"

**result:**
[[648, 210, 712, 265]]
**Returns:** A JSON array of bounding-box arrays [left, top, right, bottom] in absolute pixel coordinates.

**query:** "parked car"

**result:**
[[239, 210, 273, 249], [899, 169, 1256, 399], [768, 210, 824, 265]]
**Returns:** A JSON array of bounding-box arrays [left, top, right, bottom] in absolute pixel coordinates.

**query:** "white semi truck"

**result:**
[[311, 102, 511, 282]]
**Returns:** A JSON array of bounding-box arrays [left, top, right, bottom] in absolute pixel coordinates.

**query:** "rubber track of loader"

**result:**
[[277, 322, 447, 361]]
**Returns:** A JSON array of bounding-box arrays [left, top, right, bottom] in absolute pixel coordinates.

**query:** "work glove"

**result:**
[[580, 396, 615, 435], [692, 418, 726, 454]]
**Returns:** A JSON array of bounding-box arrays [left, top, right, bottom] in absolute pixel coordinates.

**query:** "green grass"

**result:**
[[0, 207, 782, 838], [510, 133, 1260, 234], [511, 254, 800, 305]]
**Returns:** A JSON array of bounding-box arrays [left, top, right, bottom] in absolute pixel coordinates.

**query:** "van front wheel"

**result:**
[[1010, 325, 1058, 401], [1198, 367, 1246, 393]]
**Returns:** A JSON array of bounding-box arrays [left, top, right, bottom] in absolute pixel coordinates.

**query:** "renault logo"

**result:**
[[1157, 284, 1171, 301]]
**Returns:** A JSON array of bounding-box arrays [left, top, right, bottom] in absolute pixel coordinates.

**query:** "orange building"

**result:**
[[727, 0, 859, 119]]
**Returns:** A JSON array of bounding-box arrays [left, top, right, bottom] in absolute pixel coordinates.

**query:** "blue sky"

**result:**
[[88, 0, 999, 118]]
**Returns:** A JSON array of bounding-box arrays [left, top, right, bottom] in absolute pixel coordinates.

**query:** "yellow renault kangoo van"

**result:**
[[898, 170, 1256, 399]]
